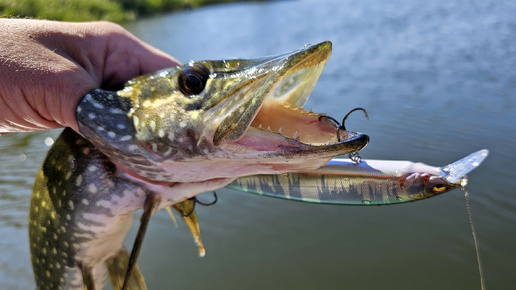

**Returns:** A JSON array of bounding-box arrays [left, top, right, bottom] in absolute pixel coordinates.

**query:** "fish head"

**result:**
[[77, 41, 369, 182]]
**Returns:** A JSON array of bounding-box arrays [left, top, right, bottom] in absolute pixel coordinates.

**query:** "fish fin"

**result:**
[[106, 248, 147, 290], [122, 194, 160, 290], [164, 206, 179, 228], [173, 199, 206, 257], [78, 262, 95, 290]]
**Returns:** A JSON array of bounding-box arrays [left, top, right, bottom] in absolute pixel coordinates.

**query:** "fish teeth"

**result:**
[[278, 127, 283, 134], [292, 131, 298, 139], [267, 125, 271, 131], [258, 124, 263, 129]]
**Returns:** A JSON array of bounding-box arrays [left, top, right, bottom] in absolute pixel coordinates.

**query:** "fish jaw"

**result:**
[[76, 41, 369, 182], [205, 41, 333, 145]]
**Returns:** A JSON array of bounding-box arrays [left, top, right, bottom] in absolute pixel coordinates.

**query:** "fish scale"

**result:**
[[30, 127, 236, 289], [77, 90, 176, 181], [30, 129, 147, 289]]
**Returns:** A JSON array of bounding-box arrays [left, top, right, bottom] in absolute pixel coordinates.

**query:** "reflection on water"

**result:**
[[2, 0, 516, 289], [0, 130, 62, 289]]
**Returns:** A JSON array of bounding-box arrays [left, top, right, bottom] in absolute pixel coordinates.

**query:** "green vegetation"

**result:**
[[0, 0, 246, 23]]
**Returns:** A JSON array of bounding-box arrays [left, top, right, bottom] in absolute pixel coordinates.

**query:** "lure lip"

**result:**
[[439, 149, 489, 184]]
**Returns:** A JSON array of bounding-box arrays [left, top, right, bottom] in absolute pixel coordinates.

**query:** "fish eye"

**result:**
[[178, 63, 210, 96], [432, 184, 448, 193]]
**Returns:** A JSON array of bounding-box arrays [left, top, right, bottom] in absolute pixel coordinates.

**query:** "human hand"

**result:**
[[0, 19, 180, 134]]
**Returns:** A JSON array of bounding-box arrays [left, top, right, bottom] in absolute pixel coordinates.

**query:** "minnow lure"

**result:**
[[29, 41, 370, 289], [228, 149, 489, 205]]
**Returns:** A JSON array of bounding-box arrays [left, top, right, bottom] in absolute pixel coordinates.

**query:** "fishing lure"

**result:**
[[228, 149, 489, 205], [169, 149, 489, 261]]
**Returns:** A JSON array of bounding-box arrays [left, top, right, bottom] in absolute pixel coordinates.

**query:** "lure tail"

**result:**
[[439, 149, 489, 184]]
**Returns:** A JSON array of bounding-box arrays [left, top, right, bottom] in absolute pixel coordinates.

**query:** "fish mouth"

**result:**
[[236, 101, 369, 155], [210, 41, 369, 156]]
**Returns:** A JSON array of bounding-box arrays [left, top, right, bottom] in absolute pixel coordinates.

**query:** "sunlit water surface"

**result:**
[[1, 0, 515, 289]]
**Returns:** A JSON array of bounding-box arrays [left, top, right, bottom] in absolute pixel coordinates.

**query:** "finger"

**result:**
[[98, 24, 181, 89], [138, 42, 182, 75]]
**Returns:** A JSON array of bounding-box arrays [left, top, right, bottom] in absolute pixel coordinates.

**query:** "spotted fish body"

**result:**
[[30, 42, 369, 289], [30, 129, 145, 289], [30, 128, 231, 289]]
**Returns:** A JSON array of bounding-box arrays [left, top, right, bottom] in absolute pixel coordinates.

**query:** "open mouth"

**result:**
[[214, 41, 369, 154], [235, 92, 368, 152]]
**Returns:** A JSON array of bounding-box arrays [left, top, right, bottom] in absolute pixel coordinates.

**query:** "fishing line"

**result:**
[[463, 186, 486, 290]]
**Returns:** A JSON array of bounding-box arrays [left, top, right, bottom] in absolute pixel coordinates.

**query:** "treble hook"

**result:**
[[318, 107, 369, 142], [318, 115, 342, 142], [195, 191, 218, 206], [348, 152, 362, 164], [181, 191, 218, 218], [341, 108, 369, 131]]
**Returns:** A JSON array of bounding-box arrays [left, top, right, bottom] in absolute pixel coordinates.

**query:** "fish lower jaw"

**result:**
[[243, 99, 368, 148], [231, 126, 366, 153], [122, 169, 235, 202]]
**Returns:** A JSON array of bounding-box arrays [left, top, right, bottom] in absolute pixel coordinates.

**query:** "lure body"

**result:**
[[228, 150, 488, 205]]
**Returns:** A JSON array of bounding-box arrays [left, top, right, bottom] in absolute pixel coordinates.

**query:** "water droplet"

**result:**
[[362, 200, 371, 205], [18, 154, 26, 161], [396, 196, 404, 201]]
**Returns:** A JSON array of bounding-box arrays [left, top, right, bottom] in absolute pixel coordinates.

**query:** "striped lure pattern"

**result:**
[[229, 151, 488, 205]]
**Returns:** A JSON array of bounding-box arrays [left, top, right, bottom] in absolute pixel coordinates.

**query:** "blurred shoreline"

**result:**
[[0, 0, 264, 23]]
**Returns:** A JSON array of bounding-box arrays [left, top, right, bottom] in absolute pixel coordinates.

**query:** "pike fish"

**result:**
[[29, 41, 369, 289], [229, 149, 489, 205]]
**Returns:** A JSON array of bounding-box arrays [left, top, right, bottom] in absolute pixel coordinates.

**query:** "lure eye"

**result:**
[[432, 184, 448, 193], [178, 63, 210, 96]]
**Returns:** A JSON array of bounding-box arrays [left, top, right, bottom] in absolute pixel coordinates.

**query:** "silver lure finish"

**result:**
[[228, 150, 489, 205]]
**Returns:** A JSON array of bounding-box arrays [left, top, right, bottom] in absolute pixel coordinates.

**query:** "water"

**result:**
[[1, 0, 516, 289]]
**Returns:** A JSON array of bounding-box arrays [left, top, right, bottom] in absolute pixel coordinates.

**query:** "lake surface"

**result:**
[[1, 0, 516, 289]]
